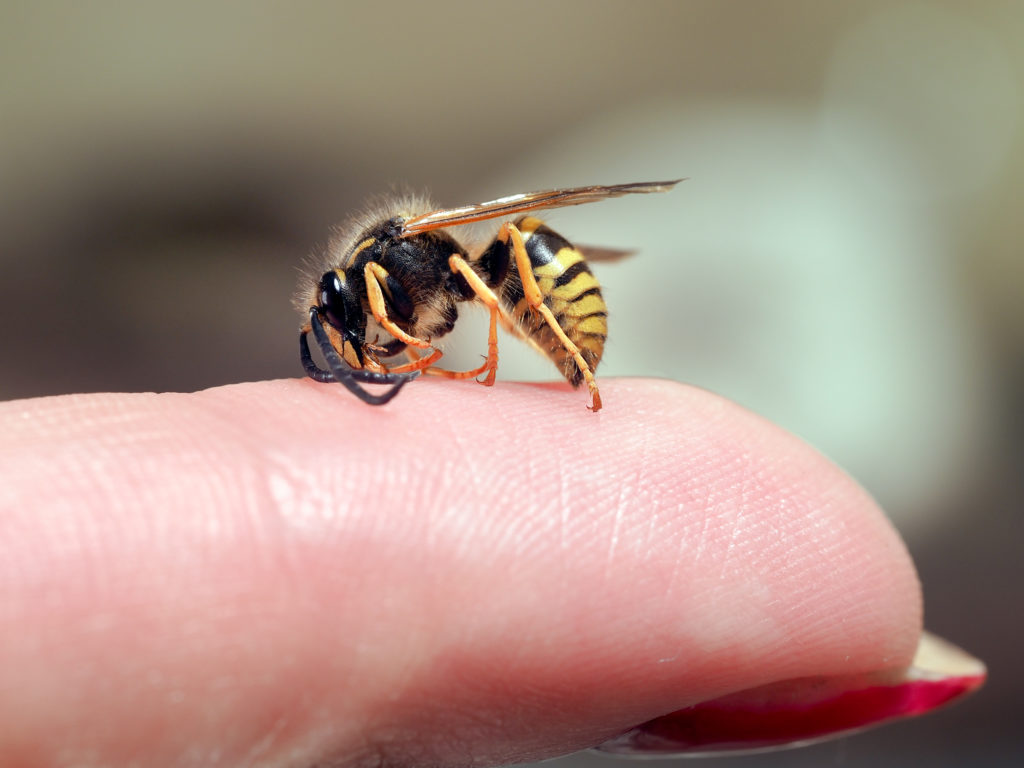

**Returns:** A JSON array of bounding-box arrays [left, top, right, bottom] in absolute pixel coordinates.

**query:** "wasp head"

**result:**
[[300, 267, 415, 405], [317, 269, 366, 364]]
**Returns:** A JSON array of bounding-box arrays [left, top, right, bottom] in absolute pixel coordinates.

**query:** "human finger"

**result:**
[[0, 378, 927, 766]]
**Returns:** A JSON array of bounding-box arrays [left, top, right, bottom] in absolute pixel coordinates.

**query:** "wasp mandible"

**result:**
[[298, 180, 680, 411]]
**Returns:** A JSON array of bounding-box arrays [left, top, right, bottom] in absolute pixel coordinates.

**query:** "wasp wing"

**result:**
[[575, 245, 637, 263], [399, 179, 682, 237]]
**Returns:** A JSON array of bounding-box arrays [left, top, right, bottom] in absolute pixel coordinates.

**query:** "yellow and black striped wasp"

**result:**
[[298, 180, 680, 411]]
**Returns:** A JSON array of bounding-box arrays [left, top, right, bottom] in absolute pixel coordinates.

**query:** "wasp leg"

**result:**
[[382, 347, 445, 374], [502, 222, 602, 411], [415, 254, 501, 385], [364, 262, 433, 349], [303, 309, 416, 406]]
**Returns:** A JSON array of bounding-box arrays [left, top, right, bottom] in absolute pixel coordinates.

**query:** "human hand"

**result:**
[[0, 378, 982, 766]]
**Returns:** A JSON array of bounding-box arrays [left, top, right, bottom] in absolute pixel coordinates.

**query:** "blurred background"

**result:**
[[1, 1, 1020, 765]]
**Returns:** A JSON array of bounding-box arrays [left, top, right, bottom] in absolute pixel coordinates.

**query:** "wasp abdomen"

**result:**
[[499, 216, 608, 387]]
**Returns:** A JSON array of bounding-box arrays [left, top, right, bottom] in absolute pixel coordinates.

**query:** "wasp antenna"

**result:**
[[299, 329, 335, 383], [306, 309, 417, 405]]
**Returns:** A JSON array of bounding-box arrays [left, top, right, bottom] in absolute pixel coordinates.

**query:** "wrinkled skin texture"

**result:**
[[0, 378, 921, 768]]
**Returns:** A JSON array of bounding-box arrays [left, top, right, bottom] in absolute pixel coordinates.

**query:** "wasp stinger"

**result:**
[[297, 180, 681, 412]]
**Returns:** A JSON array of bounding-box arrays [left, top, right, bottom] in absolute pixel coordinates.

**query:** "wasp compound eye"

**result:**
[[318, 271, 347, 330]]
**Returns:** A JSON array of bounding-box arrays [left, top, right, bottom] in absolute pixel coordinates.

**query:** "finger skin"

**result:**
[[0, 378, 921, 767]]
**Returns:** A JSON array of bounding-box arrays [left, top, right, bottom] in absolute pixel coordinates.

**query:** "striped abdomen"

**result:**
[[490, 216, 608, 387]]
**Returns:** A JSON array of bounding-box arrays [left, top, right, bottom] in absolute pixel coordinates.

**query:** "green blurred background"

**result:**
[[1, 1, 1020, 765]]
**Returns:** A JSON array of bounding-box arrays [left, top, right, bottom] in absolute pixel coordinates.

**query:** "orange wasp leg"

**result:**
[[419, 254, 500, 385], [383, 347, 444, 374], [502, 222, 603, 412], [364, 262, 433, 349]]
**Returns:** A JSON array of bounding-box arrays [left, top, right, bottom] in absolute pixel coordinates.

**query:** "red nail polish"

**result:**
[[595, 632, 985, 756]]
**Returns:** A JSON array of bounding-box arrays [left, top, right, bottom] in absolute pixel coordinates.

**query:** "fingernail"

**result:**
[[594, 632, 985, 756]]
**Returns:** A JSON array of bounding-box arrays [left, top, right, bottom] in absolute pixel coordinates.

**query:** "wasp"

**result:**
[[298, 180, 680, 411]]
